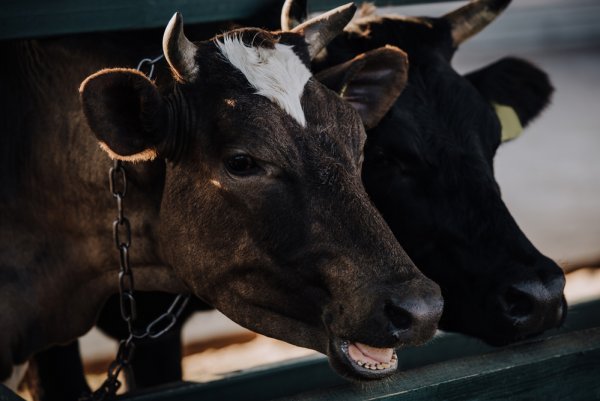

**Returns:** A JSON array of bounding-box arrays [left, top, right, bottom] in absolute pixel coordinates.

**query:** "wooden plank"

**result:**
[[283, 327, 600, 401], [0, 0, 459, 40], [120, 299, 600, 401], [119, 356, 347, 401]]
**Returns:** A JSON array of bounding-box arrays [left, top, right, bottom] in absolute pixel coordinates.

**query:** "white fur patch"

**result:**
[[216, 34, 311, 127]]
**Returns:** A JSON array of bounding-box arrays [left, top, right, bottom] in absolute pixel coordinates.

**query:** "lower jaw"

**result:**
[[327, 339, 398, 381]]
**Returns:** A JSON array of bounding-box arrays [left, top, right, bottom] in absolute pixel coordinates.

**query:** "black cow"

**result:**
[[283, 0, 565, 345], [0, 4, 445, 392]]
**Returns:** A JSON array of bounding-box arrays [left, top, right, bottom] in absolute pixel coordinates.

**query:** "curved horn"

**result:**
[[163, 12, 199, 82], [292, 2, 357, 60], [281, 0, 308, 31], [444, 0, 512, 46]]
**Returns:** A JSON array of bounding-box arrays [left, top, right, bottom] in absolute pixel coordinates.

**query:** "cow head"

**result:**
[[283, 0, 566, 345], [79, 6, 443, 380]]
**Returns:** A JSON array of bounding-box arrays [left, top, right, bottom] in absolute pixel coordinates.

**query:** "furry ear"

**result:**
[[79, 68, 167, 161], [316, 46, 409, 129], [466, 57, 554, 129]]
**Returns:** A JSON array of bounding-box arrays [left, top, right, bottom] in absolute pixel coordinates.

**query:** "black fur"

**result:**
[[466, 57, 554, 127], [314, 12, 565, 345]]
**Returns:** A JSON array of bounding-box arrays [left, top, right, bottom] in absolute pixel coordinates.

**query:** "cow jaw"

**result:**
[[345, 341, 398, 372], [347, 342, 395, 368], [328, 338, 399, 380]]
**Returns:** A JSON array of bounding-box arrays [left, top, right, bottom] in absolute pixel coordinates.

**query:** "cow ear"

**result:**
[[465, 57, 554, 140], [316, 46, 409, 129], [79, 68, 167, 161]]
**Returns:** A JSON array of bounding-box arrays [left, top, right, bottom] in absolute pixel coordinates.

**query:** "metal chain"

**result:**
[[136, 55, 164, 80], [84, 55, 189, 401]]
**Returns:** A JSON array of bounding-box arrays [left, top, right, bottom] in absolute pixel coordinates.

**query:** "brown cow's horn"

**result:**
[[281, 0, 308, 31], [292, 2, 357, 60], [163, 12, 199, 82], [444, 0, 512, 46]]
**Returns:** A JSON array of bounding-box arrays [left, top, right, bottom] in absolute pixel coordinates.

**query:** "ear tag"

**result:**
[[493, 102, 523, 142]]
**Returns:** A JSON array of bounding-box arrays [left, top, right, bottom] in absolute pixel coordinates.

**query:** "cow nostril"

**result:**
[[384, 301, 412, 333], [503, 287, 534, 318]]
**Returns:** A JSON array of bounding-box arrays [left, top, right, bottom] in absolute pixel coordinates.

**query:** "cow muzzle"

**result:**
[[324, 278, 443, 380], [481, 265, 566, 345], [495, 277, 566, 341]]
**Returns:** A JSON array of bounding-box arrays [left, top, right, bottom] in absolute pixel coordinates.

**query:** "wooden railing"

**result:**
[[0, 0, 458, 40], [115, 299, 600, 400]]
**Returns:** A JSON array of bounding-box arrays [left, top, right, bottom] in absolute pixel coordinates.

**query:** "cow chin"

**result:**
[[440, 295, 568, 347], [279, 328, 401, 381], [212, 301, 401, 381]]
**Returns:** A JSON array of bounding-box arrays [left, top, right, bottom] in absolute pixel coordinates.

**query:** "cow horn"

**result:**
[[281, 0, 308, 31], [291, 2, 357, 60], [443, 0, 512, 46], [163, 12, 199, 82]]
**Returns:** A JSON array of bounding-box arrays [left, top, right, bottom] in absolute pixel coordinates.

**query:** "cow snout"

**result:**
[[384, 289, 444, 345], [495, 273, 566, 341], [324, 276, 442, 381], [357, 278, 444, 347], [325, 276, 443, 347]]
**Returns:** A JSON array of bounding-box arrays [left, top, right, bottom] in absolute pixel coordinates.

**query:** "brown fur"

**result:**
[[0, 21, 441, 383]]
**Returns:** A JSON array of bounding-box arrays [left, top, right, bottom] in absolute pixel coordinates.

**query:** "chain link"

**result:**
[[84, 55, 189, 401], [136, 55, 164, 80]]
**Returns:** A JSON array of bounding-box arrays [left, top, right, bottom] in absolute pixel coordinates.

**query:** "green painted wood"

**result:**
[[0, 385, 25, 401], [0, 0, 459, 40], [119, 299, 600, 401], [283, 327, 600, 401], [120, 355, 347, 401]]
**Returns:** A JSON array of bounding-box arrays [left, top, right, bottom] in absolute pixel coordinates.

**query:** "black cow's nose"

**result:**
[[498, 277, 564, 332], [502, 285, 535, 319]]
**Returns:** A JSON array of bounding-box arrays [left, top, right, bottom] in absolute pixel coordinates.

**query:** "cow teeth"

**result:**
[[362, 357, 395, 371], [344, 341, 397, 371]]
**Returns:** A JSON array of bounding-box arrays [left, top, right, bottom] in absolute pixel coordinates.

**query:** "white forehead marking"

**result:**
[[216, 34, 311, 127]]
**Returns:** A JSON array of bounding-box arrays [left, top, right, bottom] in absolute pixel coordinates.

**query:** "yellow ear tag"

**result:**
[[493, 102, 523, 142]]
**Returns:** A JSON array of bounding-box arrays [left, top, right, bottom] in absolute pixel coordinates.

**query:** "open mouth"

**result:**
[[330, 339, 398, 380]]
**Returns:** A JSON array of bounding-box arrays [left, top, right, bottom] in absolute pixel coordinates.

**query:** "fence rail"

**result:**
[[117, 299, 600, 401], [0, 0, 459, 40]]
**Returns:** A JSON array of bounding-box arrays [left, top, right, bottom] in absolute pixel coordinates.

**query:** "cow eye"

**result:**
[[368, 147, 394, 168], [226, 154, 260, 176]]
